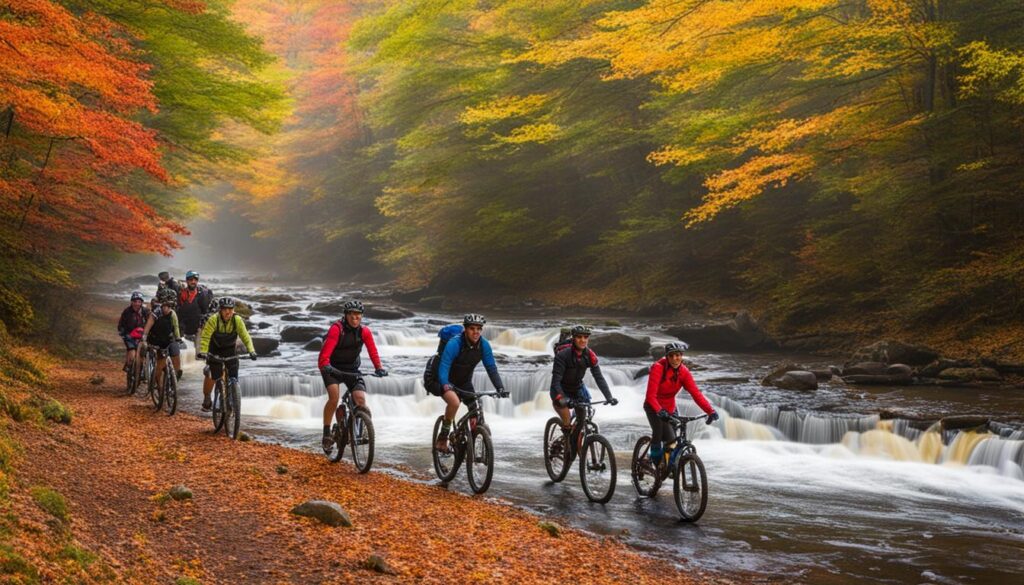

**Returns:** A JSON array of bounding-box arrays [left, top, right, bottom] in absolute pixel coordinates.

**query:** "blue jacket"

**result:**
[[438, 334, 503, 390]]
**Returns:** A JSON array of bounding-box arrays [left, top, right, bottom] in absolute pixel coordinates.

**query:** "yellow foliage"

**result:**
[[460, 94, 549, 125]]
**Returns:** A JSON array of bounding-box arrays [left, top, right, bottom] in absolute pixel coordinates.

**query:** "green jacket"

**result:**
[[199, 314, 255, 354]]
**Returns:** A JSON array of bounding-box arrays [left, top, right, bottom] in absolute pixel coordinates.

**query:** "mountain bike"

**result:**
[[125, 345, 144, 396], [205, 354, 248, 439], [149, 346, 178, 416], [141, 345, 159, 405], [323, 371, 385, 474], [543, 399, 617, 503], [631, 412, 711, 522], [431, 386, 506, 494]]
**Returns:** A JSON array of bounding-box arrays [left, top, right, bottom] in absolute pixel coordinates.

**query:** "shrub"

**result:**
[[29, 486, 68, 522]]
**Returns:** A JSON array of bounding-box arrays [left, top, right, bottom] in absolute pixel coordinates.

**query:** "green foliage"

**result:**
[[29, 487, 68, 523], [175, 577, 202, 585], [57, 543, 96, 569], [0, 543, 39, 584], [36, 399, 71, 426]]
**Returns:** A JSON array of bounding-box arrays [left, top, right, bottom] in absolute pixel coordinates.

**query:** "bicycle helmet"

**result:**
[[665, 341, 689, 355], [570, 324, 592, 337], [130, 291, 144, 302], [342, 300, 364, 314], [185, 270, 199, 280], [157, 289, 177, 306], [463, 313, 486, 327], [217, 297, 236, 309], [158, 271, 170, 280]]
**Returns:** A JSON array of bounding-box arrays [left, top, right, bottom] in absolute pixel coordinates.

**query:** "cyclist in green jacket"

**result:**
[[196, 297, 256, 411]]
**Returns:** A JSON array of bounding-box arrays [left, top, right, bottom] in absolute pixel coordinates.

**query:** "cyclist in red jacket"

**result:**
[[645, 341, 719, 465]]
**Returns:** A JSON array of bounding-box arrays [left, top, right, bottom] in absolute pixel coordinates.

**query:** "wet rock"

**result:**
[[251, 337, 280, 356], [254, 322, 272, 330], [588, 332, 651, 358], [842, 362, 888, 376], [773, 371, 818, 391], [280, 325, 323, 343], [89, 374, 105, 385], [886, 364, 914, 378], [937, 367, 1001, 383], [707, 376, 751, 384], [238, 432, 252, 442], [291, 500, 352, 527], [523, 355, 552, 365], [980, 358, 1024, 375], [247, 293, 297, 303], [281, 314, 316, 322], [633, 366, 650, 380], [255, 305, 301, 316], [665, 311, 773, 352], [809, 369, 836, 381], [418, 296, 446, 309], [918, 358, 972, 378], [941, 415, 991, 431], [760, 362, 806, 386], [364, 304, 414, 320], [303, 338, 323, 352], [538, 520, 562, 537], [168, 485, 192, 501], [363, 555, 398, 575], [275, 464, 288, 475], [849, 340, 939, 366], [306, 300, 348, 314], [427, 319, 450, 326], [234, 301, 254, 319]]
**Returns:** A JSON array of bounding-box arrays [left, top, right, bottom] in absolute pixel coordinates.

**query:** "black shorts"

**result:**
[[148, 340, 180, 358], [208, 353, 239, 381], [430, 381, 476, 406], [322, 368, 366, 393]]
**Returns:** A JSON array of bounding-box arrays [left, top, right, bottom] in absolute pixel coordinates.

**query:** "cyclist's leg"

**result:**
[[344, 373, 368, 411], [168, 341, 182, 379], [205, 360, 224, 410], [551, 389, 572, 428], [320, 368, 342, 429], [643, 403, 665, 462], [155, 351, 167, 388]]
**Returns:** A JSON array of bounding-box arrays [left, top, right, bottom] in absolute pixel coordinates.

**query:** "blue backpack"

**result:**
[[423, 325, 464, 391]]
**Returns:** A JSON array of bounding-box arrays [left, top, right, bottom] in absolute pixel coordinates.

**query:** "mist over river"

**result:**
[[105, 274, 1024, 584]]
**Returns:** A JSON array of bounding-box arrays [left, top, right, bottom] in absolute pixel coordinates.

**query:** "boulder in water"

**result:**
[[665, 311, 773, 351], [247, 293, 297, 303], [281, 314, 316, 322], [848, 340, 939, 366], [304, 338, 323, 351], [588, 332, 651, 357], [254, 322, 272, 330], [251, 337, 280, 356], [937, 367, 1001, 383], [773, 371, 818, 391], [918, 358, 972, 378], [980, 358, 1024, 375], [760, 362, 806, 386], [290, 500, 352, 527], [364, 304, 414, 320], [280, 325, 323, 343], [256, 305, 301, 316], [842, 362, 888, 376], [306, 300, 347, 314], [233, 300, 254, 319]]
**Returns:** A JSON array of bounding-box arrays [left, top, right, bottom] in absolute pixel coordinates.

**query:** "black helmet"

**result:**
[[158, 271, 170, 281], [463, 313, 486, 327], [343, 300, 364, 314], [570, 325, 592, 337], [130, 291, 144, 302], [665, 341, 689, 355], [157, 289, 177, 306], [217, 297, 236, 309]]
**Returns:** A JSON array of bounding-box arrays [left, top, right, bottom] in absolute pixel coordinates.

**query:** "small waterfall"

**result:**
[[967, 438, 1024, 479]]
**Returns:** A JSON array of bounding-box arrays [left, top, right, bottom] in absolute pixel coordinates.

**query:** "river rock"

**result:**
[[633, 366, 650, 380], [303, 338, 323, 351], [365, 304, 414, 320], [918, 358, 972, 378], [418, 296, 446, 309], [280, 325, 323, 343], [233, 301, 254, 319], [587, 332, 651, 357], [306, 300, 347, 314], [256, 304, 301, 316], [254, 321, 272, 330], [886, 364, 914, 378], [168, 485, 192, 501], [89, 374, 105, 385], [281, 314, 316, 322], [980, 358, 1024, 375], [849, 340, 939, 366], [251, 337, 280, 356], [760, 362, 806, 386], [290, 500, 352, 527], [364, 554, 398, 575], [665, 311, 772, 351], [842, 362, 888, 376], [773, 371, 818, 391], [941, 415, 991, 431], [937, 367, 1002, 383], [247, 293, 297, 303]]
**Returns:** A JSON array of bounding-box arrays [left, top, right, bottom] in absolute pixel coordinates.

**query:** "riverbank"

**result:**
[[1, 354, 749, 584]]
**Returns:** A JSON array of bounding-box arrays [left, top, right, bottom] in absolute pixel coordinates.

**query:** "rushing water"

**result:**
[[104, 274, 1024, 584]]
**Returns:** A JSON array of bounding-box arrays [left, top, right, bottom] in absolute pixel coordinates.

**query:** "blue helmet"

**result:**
[[185, 270, 199, 280]]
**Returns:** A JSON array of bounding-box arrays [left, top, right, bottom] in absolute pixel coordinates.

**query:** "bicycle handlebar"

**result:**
[[204, 354, 249, 363], [449, 386, 505, 398], [566, 399, 612, 408], [669, 412, 713, 424]]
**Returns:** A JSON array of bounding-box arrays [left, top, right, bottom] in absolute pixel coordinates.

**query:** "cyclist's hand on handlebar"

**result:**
[[608, 397, 619, 406], [249, 352, 257, 361], [196, 352, 206, 360], [553, 394, 570, 408], [658, 409, 670, 420], [706, 411, 720, 424], [496, 388, 509, 399], [374, 368, 387, 377]]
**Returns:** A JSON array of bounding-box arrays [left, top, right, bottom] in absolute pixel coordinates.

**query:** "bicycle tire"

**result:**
[[466, 425, 494, 494], [212, 380, 226, 432], [580, 434, 617, 504], [125, 365, 135, 395], [163, 365, 177, 416], [673, 452, 708, 522], [226, 380, 241, 439], [543, 417, 572, 482], [631, 436, 662, 497], [431, 416, 462, 482], [350, 409, 374, 474], [327, 407, 346, 463], [152, 363, 165, 411]]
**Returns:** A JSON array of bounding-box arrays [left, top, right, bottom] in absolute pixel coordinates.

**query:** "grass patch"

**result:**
[[37, 399, 71, 425], [0, 543, 39, 583], [175, 577, 201, 585], [29, 487, 68, 523], [57, 543, 96, 568]]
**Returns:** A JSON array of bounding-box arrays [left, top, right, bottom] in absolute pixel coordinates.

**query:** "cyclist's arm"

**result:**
[[235, 315, 255, 354], [141, 313, 155, 340], [171, 311, 181, 339], [317, 322, 339, 369], [680, 367, 714, 415], [588, 350, 613, 401], [549, 349, 567, 398], [361, 326, 383, 370], [645, 361, 663, 412], [437, 336, 461, 387], [481, 339, 504, 390], [198, 315, 215, 353], [117, 309, 128, 336]]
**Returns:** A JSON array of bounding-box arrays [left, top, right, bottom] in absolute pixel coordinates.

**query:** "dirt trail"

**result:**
[[8, 359, 736, 584]]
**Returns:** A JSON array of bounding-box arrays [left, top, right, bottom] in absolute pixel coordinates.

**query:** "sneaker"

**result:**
[[201, 397, 212, 412], [321, 435, 334, 454]]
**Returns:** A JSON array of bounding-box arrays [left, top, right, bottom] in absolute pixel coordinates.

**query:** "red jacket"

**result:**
[[317, 323, 383, 370], [645, 358, 714, 415]]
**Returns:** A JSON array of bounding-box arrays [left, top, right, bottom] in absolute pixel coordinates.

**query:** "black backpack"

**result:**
[[423, 324, 464, 392]]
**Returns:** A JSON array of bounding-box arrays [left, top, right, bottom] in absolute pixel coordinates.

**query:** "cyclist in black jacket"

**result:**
[[549, 325, 618, 433]]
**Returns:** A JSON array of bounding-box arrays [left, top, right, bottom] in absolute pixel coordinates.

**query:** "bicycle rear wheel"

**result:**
[[580, 434, 616, 504], [673, 452, 708, 522], [466, 425, 494, 494], [631, 436, 662, 497], [543, 417, 572, 482], [125, 358, 135, 395], [431, 416, 462, 482], [225, 380, 241, 439], [350, 409, 374, 474], [212, 380, 226, 432], [163, 365, 177, 416]]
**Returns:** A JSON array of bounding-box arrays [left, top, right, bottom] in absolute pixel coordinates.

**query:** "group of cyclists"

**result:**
[[118, 272, 720, 507]]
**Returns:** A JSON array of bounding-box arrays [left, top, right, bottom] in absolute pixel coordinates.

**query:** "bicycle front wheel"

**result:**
[[350, 409, 374, 474], [466, 425, 494, 494], [543, 417, 572, 482], [125, 359, 136, 395], [225, 380, 241, 439], [580, 434, 616, 504], [431, 416, 462, 482], [163, 367, 177, 416], [151, 367, 164, 411], [673, 452, 708, 522], [211, 381, 226, 432], [631, 436, 662, 497]]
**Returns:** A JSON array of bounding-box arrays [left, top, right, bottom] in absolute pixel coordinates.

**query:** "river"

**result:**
[[106, 274, 1024, 584]]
